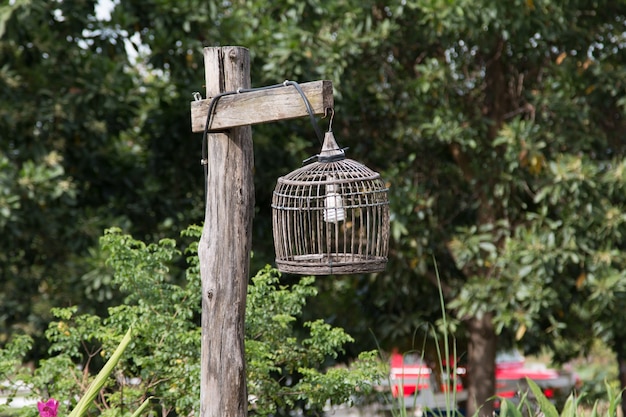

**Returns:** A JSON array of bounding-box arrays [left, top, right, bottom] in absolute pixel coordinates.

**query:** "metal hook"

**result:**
[[325, 107, 335, 132], [193, 92, 202, 101]]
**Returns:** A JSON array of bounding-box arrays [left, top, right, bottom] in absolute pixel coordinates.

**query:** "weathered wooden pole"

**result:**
[[192, 45, 333, 417], [198, 46, 253, 417]]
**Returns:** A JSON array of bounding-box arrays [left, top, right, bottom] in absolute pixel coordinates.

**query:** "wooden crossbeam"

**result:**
[[190, 80, 333, 133]]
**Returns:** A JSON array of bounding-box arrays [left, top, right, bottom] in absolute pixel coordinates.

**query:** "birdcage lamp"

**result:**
[[272, 129, 390, 275]]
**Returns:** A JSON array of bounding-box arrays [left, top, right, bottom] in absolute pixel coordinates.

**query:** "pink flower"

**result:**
[[37, 398, 59, 417]]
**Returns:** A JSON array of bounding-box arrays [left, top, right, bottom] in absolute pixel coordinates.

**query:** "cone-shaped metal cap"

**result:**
[[317, 131, 345, 163]]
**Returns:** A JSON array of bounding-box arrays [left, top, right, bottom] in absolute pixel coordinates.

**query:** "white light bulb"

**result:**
[[324, 182, 345, 223]]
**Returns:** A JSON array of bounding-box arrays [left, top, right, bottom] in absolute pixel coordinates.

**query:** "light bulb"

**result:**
[[324, 182, 345, 223]]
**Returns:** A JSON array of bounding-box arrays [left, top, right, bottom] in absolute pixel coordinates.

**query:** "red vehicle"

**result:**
[[389, 352, 463, 397], [389, 351, 467, 411], [491, 350, 580, 403], [389, 350, 580, 408]]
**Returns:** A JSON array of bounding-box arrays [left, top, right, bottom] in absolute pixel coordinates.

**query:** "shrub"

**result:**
[[0, 226, 384, 416]]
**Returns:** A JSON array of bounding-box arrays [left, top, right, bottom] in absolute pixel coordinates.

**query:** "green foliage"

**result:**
[[0, 0, 205, 348], [2, 0, 626, 414], [246, 266, 385, 415], [0, 334, 32, 414], [0, 227, 383, 416], [498, 378, 624, 417]]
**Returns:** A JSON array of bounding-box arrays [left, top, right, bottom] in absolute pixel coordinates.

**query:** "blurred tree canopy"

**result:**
[[0, 0, 205, 357], [1, 0, 626, 415]]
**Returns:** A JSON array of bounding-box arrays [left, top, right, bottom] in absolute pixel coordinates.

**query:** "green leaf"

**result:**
[[525, 377, 558, 417], [587, 400, 599, 417], [130, 396, 154, 417], [606, 379, 623, 417], [67, 327, 132, 417], [559, 394, 576, 417], [478, 241, 497, 253], [518, 264, 533, 279], [499, 398, 523, 417]]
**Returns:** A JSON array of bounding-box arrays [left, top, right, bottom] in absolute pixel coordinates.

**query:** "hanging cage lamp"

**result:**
[[272, 129, 390, 275]]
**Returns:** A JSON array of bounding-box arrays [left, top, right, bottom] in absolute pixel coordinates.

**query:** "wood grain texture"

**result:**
[[190, 80, 333, 132], [198, 46, 253, 417]]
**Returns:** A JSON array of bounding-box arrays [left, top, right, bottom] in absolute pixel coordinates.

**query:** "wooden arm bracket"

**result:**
[[190, 80, 334, 133]]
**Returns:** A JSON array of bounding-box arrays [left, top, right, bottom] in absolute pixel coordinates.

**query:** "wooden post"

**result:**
[[193, 45, 333, 417], [198, 46, 253, 417]]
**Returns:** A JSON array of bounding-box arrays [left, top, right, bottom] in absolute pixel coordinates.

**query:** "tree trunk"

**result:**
[[461, 36, 505, 417], [198, 46, 253, 417], [465, 313, 497, 417]]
